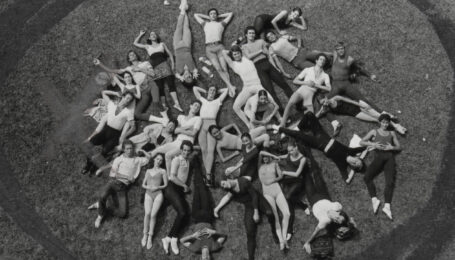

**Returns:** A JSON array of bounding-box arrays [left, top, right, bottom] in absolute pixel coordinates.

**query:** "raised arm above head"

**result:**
[[133, 30, 148, 49], [194, 13, 209, 25], [221, 123, 241, 135], [271, 10, 288, 34], [192, 86, 206, 101], [219, 12, 234, 24]]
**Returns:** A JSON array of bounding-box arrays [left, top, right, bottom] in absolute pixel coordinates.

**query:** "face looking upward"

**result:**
[[207, 87, 217, 100], [266, 32, 277, 43], [124, 144, 134, 157], [208, 10, 218, 21], [232, 51, 242, 61], [246, 29, 256, 41], [154, 154, 164, 167]]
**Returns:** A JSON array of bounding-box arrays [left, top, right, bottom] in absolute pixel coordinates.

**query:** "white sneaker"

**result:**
[[382, 205, 393, 220], [141, 234, 147, 247], [94, 215, 103, 228], [372, 198, 380, 214], [162, 237, 170, 254], [170, 237, 180, 255], [163, 0, 170, 5]]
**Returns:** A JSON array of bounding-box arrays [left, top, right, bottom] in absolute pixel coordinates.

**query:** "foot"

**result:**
[[88, 202, 99, 210], [280, 241, 286, 251], [333, 122, 342, 137], [393, 123, 407, 135], [382, 205, 393, 220], [141, 234, 147, 247], [94, 215, 103, 228], [170, 237, 179, 255], [213, 209, 219, 218], [286, 233, 292, 241], [163, 0, 170, 5], [173, 104, 183, 112], [162, 237, 170, 254], [304, 207, 311, 216], [147, 235, 153, 250], [346, 171, 355, 184], [372, 198, 381, 214]]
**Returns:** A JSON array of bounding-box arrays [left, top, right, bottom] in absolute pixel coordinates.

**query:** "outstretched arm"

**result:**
[[271, 10, 288, 34], [216, 145, 240, 163], [93, 58, 124, 74], [133, 30, 148, 49], [214, 192, 234, 217]]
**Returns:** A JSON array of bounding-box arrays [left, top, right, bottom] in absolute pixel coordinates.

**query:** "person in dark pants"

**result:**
[[87, 140, 151, 228], [360, 113, 401, 220], [162, 140, 194, 255], [180, 154, 227, 260], [272, 111, 365, 183], [241, 26, 294, 113], [82, 90, 136, 174]]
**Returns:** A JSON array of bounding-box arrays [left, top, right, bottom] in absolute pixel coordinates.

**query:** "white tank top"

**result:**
[[231, 57, 262, 86], [204, 21, 225, 43], [145, 43, 165, 56], [271, 37, 299, 62]]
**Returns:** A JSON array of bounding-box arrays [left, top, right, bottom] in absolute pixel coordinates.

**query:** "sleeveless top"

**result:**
[[204, 21, 225, 43], [374, 129, 393, 146], [145, 43, 168, 67], [281, 154, 304, 180], [331, 54, 350, 81], [256, 13, 290, 30], [145, 168, 164, 195], [231, 57, 262, 86]]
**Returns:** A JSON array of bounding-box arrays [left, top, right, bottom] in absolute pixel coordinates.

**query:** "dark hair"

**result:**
[[122, 71, 137, 85], [244, 26, 257, 37], [228, 45, 243, 60], [264, 30, 276, 43], [258, 89, 268, 98], [287, 138, 298, 148], [335, 41, 345, 49], [240, 132, 252, 141], [378, 113, 391, 122], [180, 140, 194, 151], [166, 119, 178, 133], [208, 125, 220, 135], [207, 8, 219, 16], [151, 153, 166, 169], [180, 78, 196, 88], [126, 50, 141, 65], [121, 90, 136, 101], [146, 32, 162, 44], [291, 7, 303, 16], [122, 140, 134, 150]]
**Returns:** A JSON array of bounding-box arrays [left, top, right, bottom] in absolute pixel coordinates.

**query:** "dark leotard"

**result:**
[[331, 100, 361, 117], [240, 144, 261, 180], [254, 13, 290, 35]]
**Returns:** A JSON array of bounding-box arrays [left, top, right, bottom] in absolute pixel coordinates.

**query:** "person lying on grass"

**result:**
[[244, 90, 281, 130], [87, 140, 151, 228], [180, 155, 227, 259], [253, 7, 307, 38]]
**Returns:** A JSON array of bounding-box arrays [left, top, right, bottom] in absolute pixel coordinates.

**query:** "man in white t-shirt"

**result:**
[[87, 140, 151, 228], [150, 100, 202, 174], [82, 91, 136, 175], [279, 55, 331, 128]]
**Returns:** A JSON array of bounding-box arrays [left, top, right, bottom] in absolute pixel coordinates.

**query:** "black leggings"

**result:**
[[364, 151, 396, 203], [98, 179, 128, 218], [326, 141, 365, 180], [164, 182, 189, 237], [191, 156, 213, 224], [328, 79, 382, 112], [90, 125, 121, 156], [281, 178, 306, 234], [134, 83, 160, 121], [255, 59, 293, 112], [238, 194, 277, 260], [154, 75, 177, 97]]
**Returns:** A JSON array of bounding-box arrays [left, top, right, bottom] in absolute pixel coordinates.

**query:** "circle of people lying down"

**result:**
[[82, 0, 407, 259]]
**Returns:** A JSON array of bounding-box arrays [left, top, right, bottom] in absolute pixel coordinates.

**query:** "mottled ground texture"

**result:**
[[0, 0, 454, 259]]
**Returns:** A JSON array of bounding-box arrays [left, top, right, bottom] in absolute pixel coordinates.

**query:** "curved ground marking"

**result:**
[[0, 0, 85, 259], [1, 0, 455, 259], [346, 0, 455, 259]]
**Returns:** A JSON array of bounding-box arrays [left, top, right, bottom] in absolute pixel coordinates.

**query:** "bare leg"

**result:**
[[276, 192, 290, 244], [148, 193, 164, 249], [143, 193, 153, 246], [264, 194, 284, 245]]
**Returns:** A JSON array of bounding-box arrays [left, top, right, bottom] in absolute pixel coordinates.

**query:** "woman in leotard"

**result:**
[[254, 7, 307, 37], [272, 111, 366, 183], [134, 30, 183, 112], [193, 86, 229, 185], [258, 151, 290, 250], [194, 8, 235, 94], [128, 119, 177, 152], [208, 124, 273, 163], [359, 114, 401, 220], [241, 26, 293, 112], [224, 133, 262, 181], [316, 95, 407, 135], [277, 139, 309, 240], [221, 46, 266, 127], [141, 153, 168, 249], [173, 0, 199, 88], [244, 90, 281, 129], [214, 175, 278, 260]]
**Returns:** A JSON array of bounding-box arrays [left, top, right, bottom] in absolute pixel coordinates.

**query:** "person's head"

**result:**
[[126, 50, 141, 64], [244, 26, 257, 41], [335, 41, 346, 56], [261, 153, 271, 164], [122, 71, 136, 85], [327, 208, 348, 224], [229, 45, 243, 61], [206, 86, 217, 101], [189, 100, 202, 115], [315, 54, 327, 68], [287, 139, 300, 156], [208, 125, 222, 140], [289, 7, 303, 20], [152, 153, 165, 169], [346, 156, 364, 171], [180, 140, 193, 159], [165, 118, 178, 133], [220, 179, 233, 190], [180, 67, 196, 88], [265, 30, 278, 43], [257, 90, 269, 105], [122, 140, 134, 157], [378, 113, 391, 130], [118, 91, 135, 108], [241, 133, 253, 147], [201, 246, 211, 260], [320, 96, 334, 107], [146, 31, 161, 44], [207, 8, 219, 21]]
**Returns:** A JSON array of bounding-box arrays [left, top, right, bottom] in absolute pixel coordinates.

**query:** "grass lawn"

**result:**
[[0, 0, 453, 259]]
